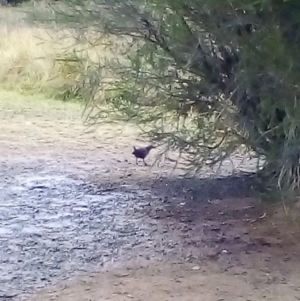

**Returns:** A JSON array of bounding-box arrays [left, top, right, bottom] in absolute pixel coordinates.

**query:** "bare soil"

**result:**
[[1, 91, 300, 301]]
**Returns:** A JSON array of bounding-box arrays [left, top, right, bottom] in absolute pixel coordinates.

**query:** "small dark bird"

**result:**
[[132, 145, 155, 166]]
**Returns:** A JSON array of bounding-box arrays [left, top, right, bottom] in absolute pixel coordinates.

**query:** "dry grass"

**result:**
[[0, 5, 117, 99]]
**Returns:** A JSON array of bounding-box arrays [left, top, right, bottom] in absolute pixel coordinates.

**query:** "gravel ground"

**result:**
[[0, 160, 178, 298]]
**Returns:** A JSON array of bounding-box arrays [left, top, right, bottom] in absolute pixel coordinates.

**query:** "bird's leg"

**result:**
[[136, 158, 138, 165], [143, 159, 147, 166]]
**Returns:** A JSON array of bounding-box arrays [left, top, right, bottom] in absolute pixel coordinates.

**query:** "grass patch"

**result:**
[[0, 88, 82, 114], [0, 5, 115, 101]]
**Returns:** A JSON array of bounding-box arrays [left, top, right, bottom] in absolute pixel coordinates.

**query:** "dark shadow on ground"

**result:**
[[139, 172, 257, 201], [147, 172, 260, 222], [87, 171, 262, 226], [87, 171, 269, 260]]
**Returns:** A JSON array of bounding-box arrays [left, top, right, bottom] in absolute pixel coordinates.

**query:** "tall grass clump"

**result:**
[[0, 5, 111, 100]]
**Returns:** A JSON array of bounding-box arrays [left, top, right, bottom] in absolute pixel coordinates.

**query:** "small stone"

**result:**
[[113, 272, 129, 278], [211, 226, 221, 232], [191, 266, 200, 270]]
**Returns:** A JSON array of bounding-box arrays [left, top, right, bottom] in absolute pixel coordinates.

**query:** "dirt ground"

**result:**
[[2, 90, 300, 301]]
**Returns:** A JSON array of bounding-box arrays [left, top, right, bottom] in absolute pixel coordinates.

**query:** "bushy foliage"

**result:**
[[47, 0, 300, 199]]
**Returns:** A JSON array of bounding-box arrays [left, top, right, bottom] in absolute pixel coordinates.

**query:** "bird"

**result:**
[[132, 145, 155, 166]]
